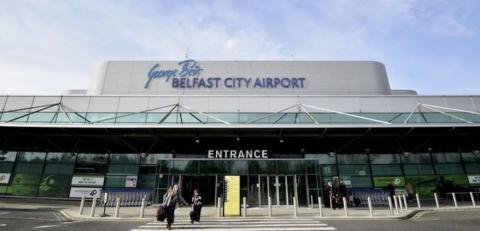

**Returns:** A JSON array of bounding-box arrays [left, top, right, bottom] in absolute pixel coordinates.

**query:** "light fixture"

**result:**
[[195, 138, 200, 143], [402, 151, 411, 157], [365, 148, 371, 154], [328, 151, 336, 157], [236, 137, 240, 142], [427, 147, 433, 152], [279, 138, 284, 143]]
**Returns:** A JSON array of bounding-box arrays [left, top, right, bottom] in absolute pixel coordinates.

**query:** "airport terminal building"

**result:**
[[1, 60, 480, 206]]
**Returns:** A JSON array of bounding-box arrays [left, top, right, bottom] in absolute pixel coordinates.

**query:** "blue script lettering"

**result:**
[[144, 59, 203, 88]]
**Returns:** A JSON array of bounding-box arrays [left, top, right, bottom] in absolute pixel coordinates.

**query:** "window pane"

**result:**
[[435, 164, 464, 174], [432, 153, 461, 163], [198, 161, 227, 174], [108, 165, 139, 175], [86, 113, 116, 123], [403, 164, 434, 175], [462, 152, 480, 163], [115, 113, 146, 123], [305, 154, 336, 164], [0, 112, 28, 122], [17, 152, 46, 162], [337, 154, 368, 164], [44, 164, 75, 174], [141, 154, 172, 165], [77, 154, 108, 164], [28, 112, 57, 122], [109, 154, 139, 164], [146, 113, 166, 123], [371, 165, 403, 176], [0, 162, 14, 173], [338, 165, 370, 176], [249, 161, 277, 174], [46, 152, 76, 163], [402, 153, 432, 164], [55, 112, 87, 123], [230, 161, 248, 175], [465, 163, 480, 174], [14, 163, 44, 173], [105, 175, 126, 188], [319, 165, 337, 176], [171, 160, 198, 174], [370, 154, 401, 164], [350, 176, 372, 188]]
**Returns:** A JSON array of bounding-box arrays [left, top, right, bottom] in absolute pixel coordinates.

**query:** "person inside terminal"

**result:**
[[1, 60, 480, 208]]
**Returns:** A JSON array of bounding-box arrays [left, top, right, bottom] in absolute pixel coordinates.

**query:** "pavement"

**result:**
[[1, 197, 480, 230]]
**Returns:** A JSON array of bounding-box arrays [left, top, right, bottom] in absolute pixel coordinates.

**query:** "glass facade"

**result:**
[[0, 151, 479, 200], [2, 111, 480, 124]]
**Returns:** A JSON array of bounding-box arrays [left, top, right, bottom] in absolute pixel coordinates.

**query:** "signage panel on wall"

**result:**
[[0, 173, 11, 184], [125, 176, 138, 188], [71, 175, 104, 187], [145, 59, 306, 90], [207, 149, 268, 159], [224, 176, 240, 217], [468, 175, 480, 185], [69, 187, 102, 198]]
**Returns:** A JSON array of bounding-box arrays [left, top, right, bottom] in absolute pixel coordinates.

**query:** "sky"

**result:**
[[0, 0, 479, 95]]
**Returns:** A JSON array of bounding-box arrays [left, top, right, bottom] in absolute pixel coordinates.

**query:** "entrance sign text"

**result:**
[[145, 60, 306, 89], [208, 149, 268, 159]]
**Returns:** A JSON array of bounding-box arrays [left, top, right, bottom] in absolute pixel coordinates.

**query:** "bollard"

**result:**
[[90, 197, 97, 217], [398, 196, 403, 213], [318, 197, 323, 218], [452, 193, 458, 208], [242, 197, 247, 217], [416, 193, 421, 209], [310, 195, 314, 209], [367, 197, 373, 217], [393, 196, 399, 214], [293, 197, 297, 217], [114, 197, 120, 218], [139, 197, 146, 218], [402, 195, 408, 211], [387, 196, 394, 216], [342, 197, 348, 217], [434, 193, 440, 209], [268, 197, 272, 217], [217, 197, 222, 217], [470, 192, 476, 207], [79, 196, 85, 215]]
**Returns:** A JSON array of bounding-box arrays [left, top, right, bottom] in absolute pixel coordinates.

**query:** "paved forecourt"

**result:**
[[130, 217, 336, 231]]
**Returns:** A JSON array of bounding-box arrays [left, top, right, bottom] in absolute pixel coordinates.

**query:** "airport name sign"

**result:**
[[207, 149, 268, 159], [145, 59, 306, 89]]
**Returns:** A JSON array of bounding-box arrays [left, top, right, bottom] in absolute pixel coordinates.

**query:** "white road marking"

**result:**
[[34, 225, 60, 229], [132, 228, 336, 231], [0, 224, 6, 227], [134, 218, 336, 231]]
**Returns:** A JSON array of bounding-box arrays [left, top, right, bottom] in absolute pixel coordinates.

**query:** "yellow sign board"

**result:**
[[224, 175, 240, 216]]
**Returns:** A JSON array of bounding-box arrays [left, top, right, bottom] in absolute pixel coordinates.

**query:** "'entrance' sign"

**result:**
[[207, 149, 268, 159]]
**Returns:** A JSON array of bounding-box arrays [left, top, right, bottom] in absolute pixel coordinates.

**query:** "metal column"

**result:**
[[258, 175, 261, 207], [275, 176, 280, 206], [214, 174, 218, 207], [285, 176, 289, 206]]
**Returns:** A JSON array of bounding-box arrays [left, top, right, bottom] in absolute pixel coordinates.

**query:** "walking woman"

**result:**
[[163, 184, 188, 230]]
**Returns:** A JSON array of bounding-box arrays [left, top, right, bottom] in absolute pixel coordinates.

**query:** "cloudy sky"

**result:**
[[0, 0, 479, 95]]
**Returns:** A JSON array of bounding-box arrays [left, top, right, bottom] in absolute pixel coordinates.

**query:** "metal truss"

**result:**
[[403, 103, 480, 124], [1, 101, 479, 126]]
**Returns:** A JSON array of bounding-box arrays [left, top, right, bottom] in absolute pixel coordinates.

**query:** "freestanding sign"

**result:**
[[224, 176, 240, 216]]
